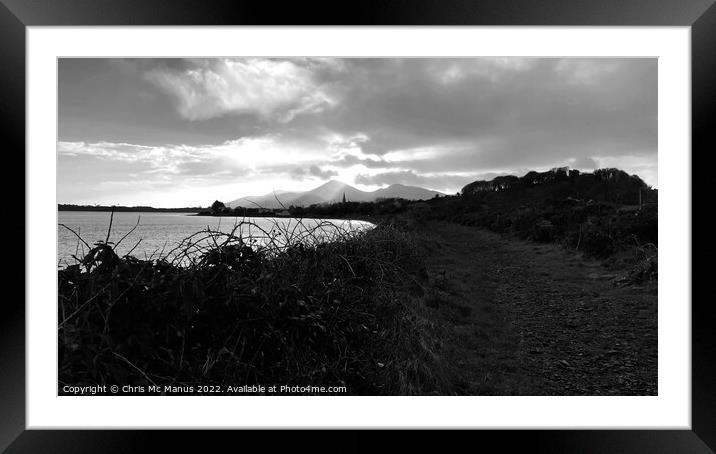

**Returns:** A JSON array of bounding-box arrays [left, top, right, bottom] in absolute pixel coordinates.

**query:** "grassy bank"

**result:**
[[58, 219, 456, 395], [414, 193, 657, 285]]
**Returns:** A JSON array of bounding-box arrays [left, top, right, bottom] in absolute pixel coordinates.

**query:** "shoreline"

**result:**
[[192, 211, 385, 225], [58, 222, 452, 395]]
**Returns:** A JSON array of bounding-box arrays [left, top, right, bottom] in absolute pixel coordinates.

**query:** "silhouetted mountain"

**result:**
[[373, 184, 442, 201], [229, 180, 443, 208]]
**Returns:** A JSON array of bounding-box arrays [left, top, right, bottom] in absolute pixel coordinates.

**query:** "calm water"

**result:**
[[57, 211, 374, 267]]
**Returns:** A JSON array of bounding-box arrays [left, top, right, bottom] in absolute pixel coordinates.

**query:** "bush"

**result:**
[[58, 220, 455, 395]]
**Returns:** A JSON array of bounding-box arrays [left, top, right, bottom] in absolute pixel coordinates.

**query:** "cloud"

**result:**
[[144, 58, 340, 121], [330, 60, 655, 162], [57, 137, 335, 206], [309, 165, 338, 179], [290, 167, 307, 178], [289, 165, 338, 180], [174, 159, 248, 177], [58, 141, 156, 162], [571, 156, 598, 170], [57, 135, 325, 181], [331, 154, 388, 169], [432, 58, 535, 84], [354, 170, 477, 192], [554, 59, 621, 85]]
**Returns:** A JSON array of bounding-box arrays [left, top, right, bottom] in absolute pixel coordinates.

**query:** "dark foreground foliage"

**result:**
[[58, 223, 455, 395]]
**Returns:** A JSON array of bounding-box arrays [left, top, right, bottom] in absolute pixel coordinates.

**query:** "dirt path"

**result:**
[[417, 221, 657, 395]]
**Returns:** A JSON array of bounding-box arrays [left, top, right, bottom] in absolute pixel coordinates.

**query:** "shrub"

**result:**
[[58, 219, 455, 395]]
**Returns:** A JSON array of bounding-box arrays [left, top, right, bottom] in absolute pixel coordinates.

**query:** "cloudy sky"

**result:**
[[58, 58, 657, 207]]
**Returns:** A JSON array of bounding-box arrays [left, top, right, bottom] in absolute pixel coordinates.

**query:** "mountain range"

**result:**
[[229, 180, 443, 208]]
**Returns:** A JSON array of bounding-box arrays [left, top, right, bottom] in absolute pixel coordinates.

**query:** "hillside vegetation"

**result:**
[[297, 167, 658, 283], [431, 168, 655, 256]]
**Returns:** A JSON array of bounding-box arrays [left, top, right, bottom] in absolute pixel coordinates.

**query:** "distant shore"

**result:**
[[58, 204, 203, 213], [58, 203, 383, 226], [192, 210, 383, 225]]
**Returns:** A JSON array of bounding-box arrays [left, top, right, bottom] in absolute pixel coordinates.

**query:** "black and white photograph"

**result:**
[[57, 57, 658, 397]]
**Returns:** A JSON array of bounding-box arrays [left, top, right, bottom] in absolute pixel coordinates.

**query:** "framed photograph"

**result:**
[[4, 0, 712, 451]]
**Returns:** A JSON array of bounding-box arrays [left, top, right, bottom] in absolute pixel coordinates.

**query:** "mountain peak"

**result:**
[[308, 180, 357, 201], [230, 180, 442, 208], [314, 180, 349, 189]]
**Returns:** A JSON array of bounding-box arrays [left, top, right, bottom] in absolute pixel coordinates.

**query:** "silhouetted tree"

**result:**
[[211, 200, 226, 213]]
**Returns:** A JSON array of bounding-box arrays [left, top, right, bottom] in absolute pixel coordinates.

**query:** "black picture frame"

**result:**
[[3, 0, 712, 452]]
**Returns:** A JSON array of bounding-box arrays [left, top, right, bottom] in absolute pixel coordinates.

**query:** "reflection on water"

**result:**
[[58, 211, 374, 268]]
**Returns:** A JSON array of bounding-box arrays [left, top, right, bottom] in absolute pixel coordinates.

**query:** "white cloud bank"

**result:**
[[145, 58, 339, 122]]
